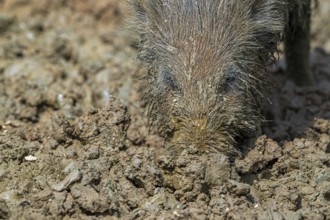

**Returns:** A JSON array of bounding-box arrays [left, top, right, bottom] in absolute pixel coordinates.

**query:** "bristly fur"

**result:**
[[129, 0, 286, 156]]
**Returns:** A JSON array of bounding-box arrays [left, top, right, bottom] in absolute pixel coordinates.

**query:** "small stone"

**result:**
[[24, 155, 37, 161], [50, 169, 82, 192]]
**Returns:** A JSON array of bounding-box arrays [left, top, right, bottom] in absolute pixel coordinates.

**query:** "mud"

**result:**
[[0, 0, 329, 219]]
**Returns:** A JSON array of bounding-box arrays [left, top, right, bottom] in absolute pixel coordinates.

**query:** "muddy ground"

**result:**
[[0, 1, 329, 219]]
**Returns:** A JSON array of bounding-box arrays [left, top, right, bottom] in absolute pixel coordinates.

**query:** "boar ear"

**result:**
[[250, 0, 285, 33], [250, 0, 285, 54], [129, 0, 148, 23]]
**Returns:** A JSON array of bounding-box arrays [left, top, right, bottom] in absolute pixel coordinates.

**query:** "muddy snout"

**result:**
[[172, 116, 212, 146]]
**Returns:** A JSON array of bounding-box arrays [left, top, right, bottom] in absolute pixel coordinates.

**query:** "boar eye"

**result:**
[[159, 69, 178, 91], [225, 73, 237, 84], [224, 68, 238, 86], [219, 68, 238, 93]]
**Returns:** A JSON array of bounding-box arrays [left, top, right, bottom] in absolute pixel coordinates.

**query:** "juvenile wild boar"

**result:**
[[130, 0, 313, 156]]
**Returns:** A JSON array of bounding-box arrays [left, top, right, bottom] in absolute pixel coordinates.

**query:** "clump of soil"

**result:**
[[0, 0, 329, 219]]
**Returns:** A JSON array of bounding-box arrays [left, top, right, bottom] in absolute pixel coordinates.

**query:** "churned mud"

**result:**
[[0, 1, 329, 219]]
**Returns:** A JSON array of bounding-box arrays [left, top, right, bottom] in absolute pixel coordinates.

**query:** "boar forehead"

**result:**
[[132, 0, 284, 69], [134, 0, 284, 81], [153, 2, 253, 75]]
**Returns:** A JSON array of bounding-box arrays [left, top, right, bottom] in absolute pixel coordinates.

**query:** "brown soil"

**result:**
[[0, 1, 329, 219]]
